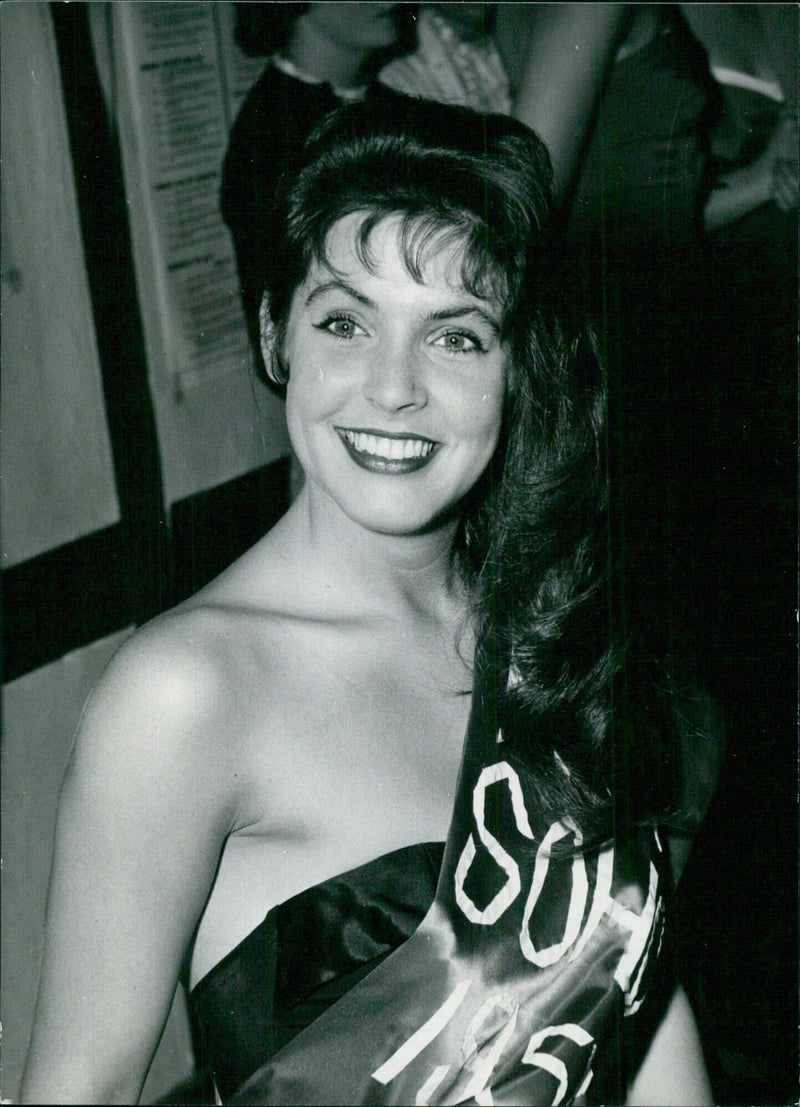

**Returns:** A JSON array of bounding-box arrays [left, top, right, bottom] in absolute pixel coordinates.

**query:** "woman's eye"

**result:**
[[432, 330, 485, 355], [318, 314, 365, 340]]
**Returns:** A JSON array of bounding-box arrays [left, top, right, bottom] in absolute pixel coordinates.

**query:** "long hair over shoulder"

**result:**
[[262, 96, 717, 846]]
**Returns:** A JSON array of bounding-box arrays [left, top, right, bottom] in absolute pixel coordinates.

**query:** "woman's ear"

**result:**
[[259, 293, 287, 384]]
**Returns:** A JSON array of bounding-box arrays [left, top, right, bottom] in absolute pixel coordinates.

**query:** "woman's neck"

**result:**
[[285, 21, 372, 91], [284, 481, 468, 624]]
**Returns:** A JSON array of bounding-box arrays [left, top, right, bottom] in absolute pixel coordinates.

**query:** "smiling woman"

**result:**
[[21, 96, 714, 1106], [279, 213, 506, 537]]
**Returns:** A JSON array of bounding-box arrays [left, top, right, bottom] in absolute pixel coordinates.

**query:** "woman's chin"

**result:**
[[322, 487, 461, 539]]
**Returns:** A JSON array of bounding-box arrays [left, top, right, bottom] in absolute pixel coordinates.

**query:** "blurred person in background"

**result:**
[[222, 3, 413, 381]]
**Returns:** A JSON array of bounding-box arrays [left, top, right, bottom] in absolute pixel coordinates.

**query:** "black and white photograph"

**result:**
[[2, 4, 797, 1104]]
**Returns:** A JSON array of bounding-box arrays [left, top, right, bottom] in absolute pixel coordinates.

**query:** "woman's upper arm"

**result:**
[[626, 984, 713, 1106], [499, 3, 629, 200], [20, 626, 239, 1104]]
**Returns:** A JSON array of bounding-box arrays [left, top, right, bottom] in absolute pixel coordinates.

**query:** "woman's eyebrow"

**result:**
[[304, 282, 500, 333], [426, 305, 501, 333], [305, 280, 374, 308]]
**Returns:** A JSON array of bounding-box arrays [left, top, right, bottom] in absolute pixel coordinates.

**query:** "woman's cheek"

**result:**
[[463, 380, 505, 436]]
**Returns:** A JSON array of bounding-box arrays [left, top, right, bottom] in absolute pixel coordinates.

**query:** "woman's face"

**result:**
[[282, 213, 507, 537], [302, 3, 402, 52]]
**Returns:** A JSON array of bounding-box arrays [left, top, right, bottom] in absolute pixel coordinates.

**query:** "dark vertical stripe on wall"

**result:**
[[4, 7, 291, 683], [50, 2, 171, 623], [3, 6, 170, 683], [169, 457, 291, 605]]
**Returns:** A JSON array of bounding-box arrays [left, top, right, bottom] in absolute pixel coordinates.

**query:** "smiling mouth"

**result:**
[[336, 428, 438, 474]]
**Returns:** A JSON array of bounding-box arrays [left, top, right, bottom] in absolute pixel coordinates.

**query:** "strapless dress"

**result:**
[[192, 668, 669, 1105], [191, 843, 444, 1102]]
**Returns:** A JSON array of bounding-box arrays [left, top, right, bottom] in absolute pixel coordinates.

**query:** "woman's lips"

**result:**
[[336, 428, 439, 474]]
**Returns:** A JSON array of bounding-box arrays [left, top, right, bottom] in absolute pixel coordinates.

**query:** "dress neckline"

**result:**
[[191, 840, 445, 996], [271, 54, 368, 101]]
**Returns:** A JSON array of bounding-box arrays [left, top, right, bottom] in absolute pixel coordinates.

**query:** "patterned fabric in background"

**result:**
[[380, 8, 511, 115]]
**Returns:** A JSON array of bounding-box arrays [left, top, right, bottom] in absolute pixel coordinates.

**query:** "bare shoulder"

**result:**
[[89, 606, 222, 707], [68, 595, 282, 833], [79, 604, 234, 749], [23, 598, 285, 1103]]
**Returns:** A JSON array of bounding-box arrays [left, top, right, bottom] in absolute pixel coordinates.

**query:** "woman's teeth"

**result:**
[[343, 431, 434, 460]]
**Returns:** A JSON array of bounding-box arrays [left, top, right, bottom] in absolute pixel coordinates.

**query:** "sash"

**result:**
[[231, 666, 665, 1106]]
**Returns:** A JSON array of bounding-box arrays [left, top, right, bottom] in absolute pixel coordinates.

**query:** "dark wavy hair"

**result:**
[[262, 96, 717, 847], [233, 4, 308, 57]]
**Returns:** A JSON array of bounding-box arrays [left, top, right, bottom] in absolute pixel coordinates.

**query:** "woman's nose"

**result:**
[[363, 340, 427, 412]]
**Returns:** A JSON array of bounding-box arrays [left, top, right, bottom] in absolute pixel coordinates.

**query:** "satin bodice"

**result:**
[[191, 843, 444, 1101], [191, 661, 668, 1105]]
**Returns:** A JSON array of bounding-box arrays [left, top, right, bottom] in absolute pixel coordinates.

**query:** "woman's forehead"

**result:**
[[307, 211, 503, 303]]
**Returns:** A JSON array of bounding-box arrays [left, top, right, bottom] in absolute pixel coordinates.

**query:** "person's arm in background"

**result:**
[[494, 4, 630, 202], [704, 113, 798, 231], [679, 3, 798, 231], [689, 2, 796, 122]]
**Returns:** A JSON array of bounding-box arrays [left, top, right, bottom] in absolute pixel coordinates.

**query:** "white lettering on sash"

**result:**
[[372, 979, 472, 1085], [522, 1024, 596, 1107], [569, 844, 615, 962], [453, 763, 661, 992], [565, 841, 660, 1013], [519, 818, 588, 966], [414, 1065, 450, 1105], [454, 762, 535, 924], [611, 860, 660, 1013], [373, 757, 663, 1098], [461, 994, 520, 1105]]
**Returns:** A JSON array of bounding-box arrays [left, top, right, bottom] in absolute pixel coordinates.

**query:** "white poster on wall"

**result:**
[[111, 1, 267, 389], [94, 1, 290, 507]]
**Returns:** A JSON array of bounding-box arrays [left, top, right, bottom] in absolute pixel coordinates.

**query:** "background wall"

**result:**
[[1, 3, 119, 568], [1, 3, 290, 1100]]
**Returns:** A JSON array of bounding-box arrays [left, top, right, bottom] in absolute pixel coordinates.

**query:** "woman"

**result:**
[[222, 2, 411, 379], [22, 98, 712, 1104]]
